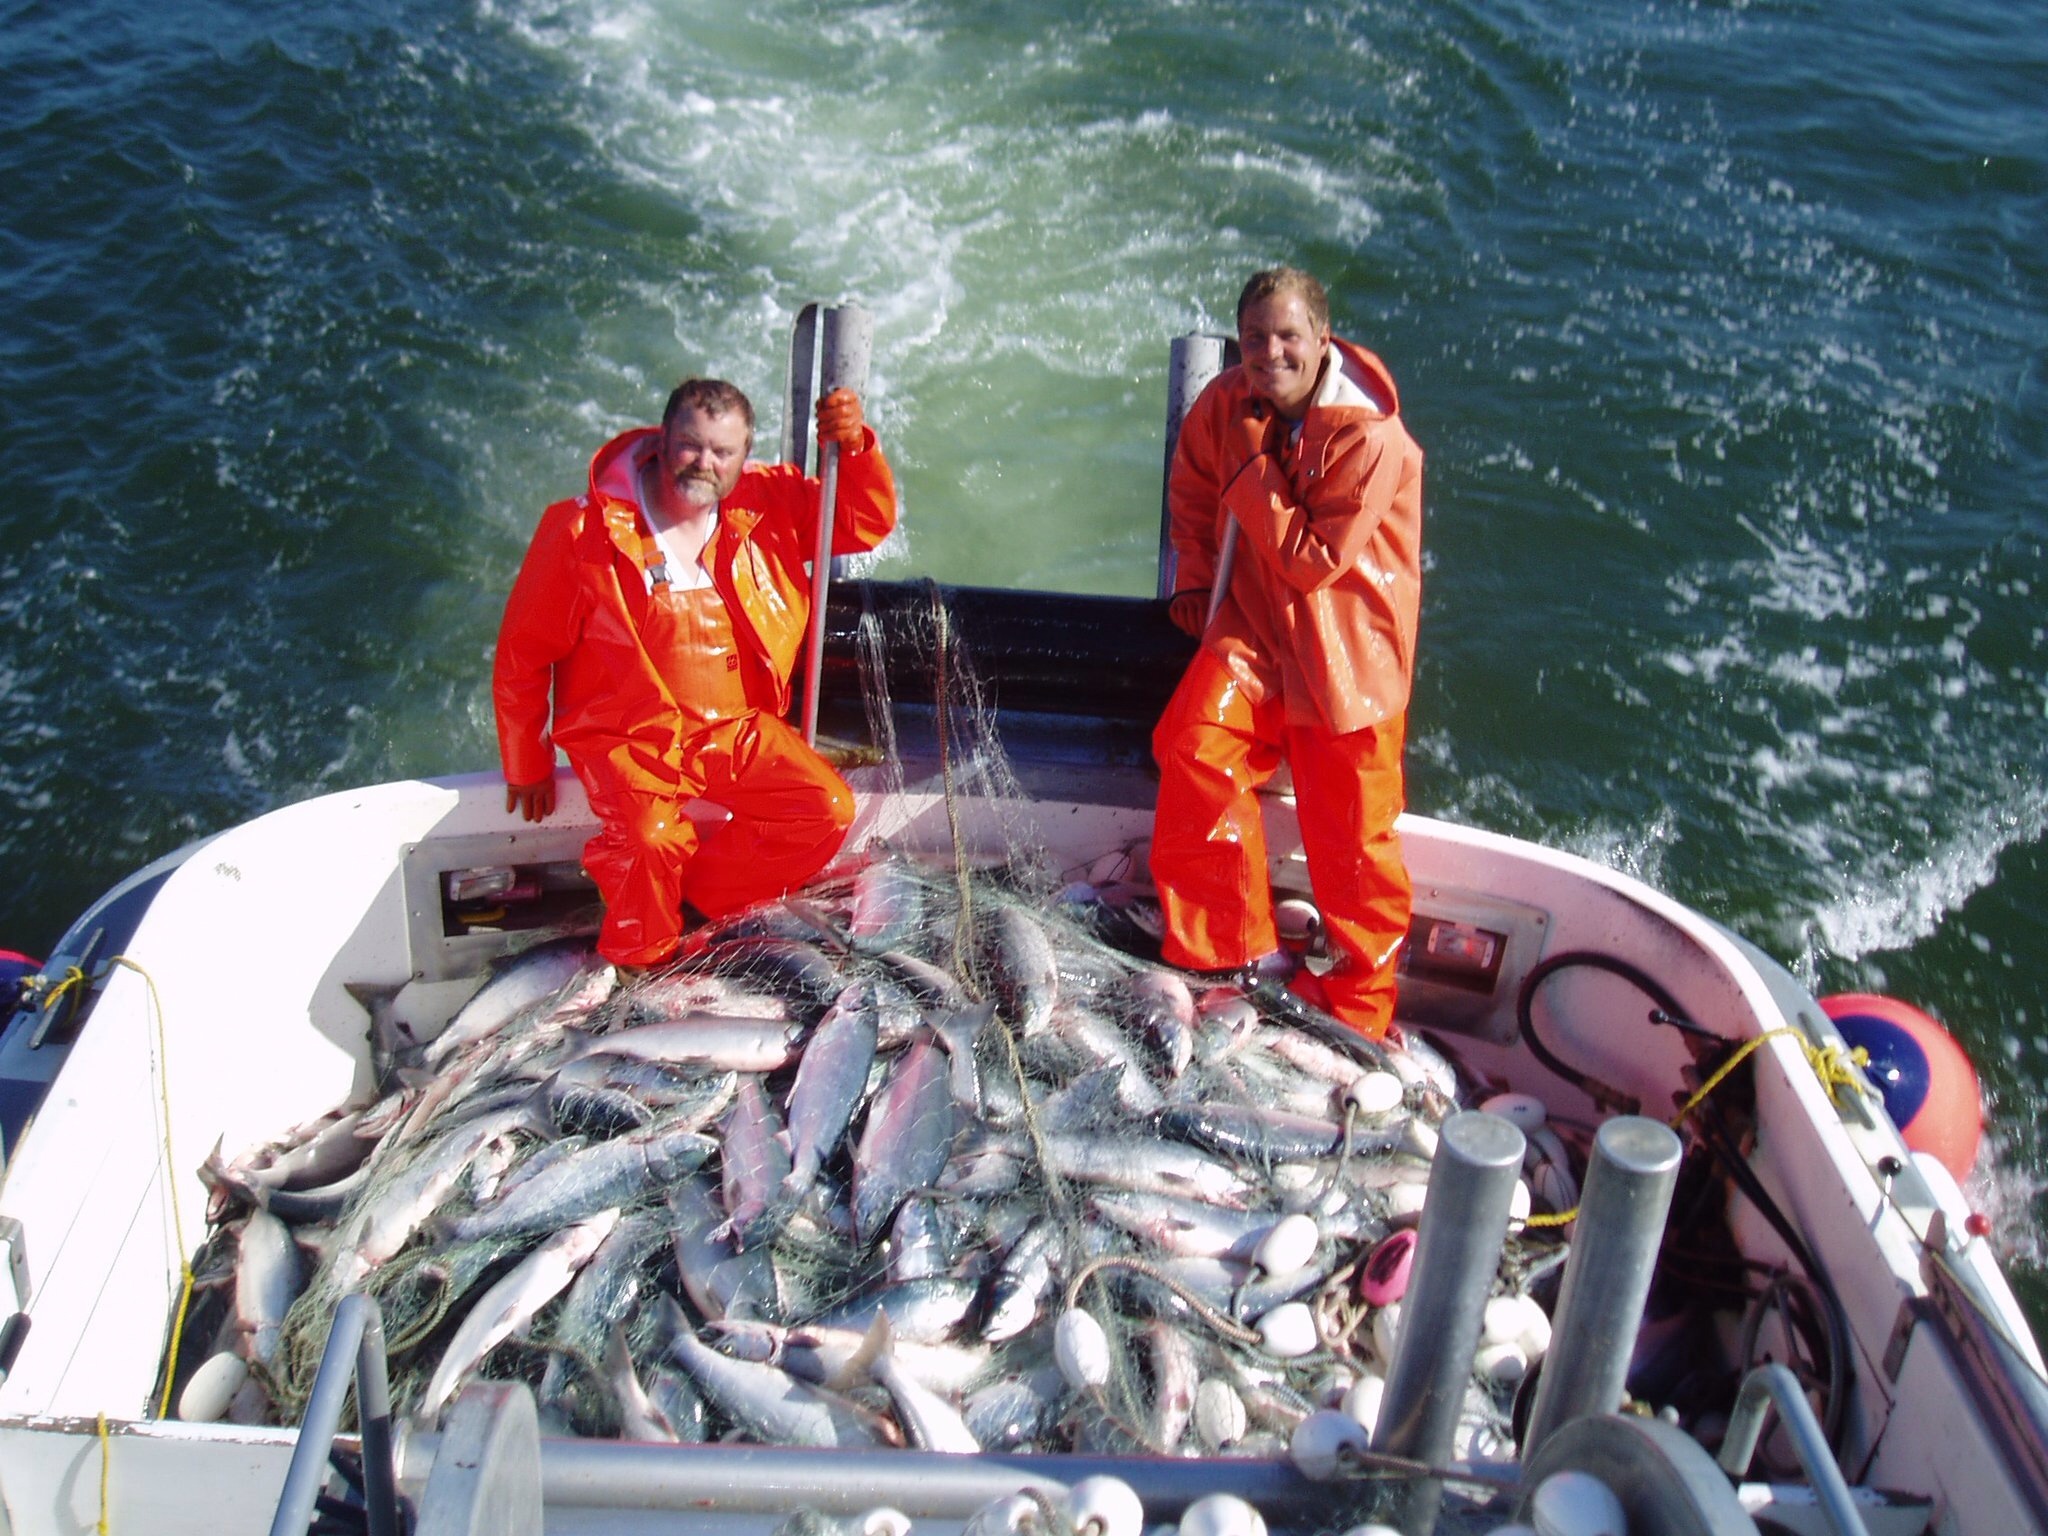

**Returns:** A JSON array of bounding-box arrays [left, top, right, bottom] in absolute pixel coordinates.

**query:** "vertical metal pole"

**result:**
[[781, 303, 820, 471], [1520, 1115, 1684, 1463], [1157, 334, 1236, 601], [1372, 1110, 1527, 1536], [270, 1294, 401, 1536], [804, 434, 842, 751], [1204, 522, 1239, 630], [801, 303, 874, 746], [355, 1303, 400, 1536]]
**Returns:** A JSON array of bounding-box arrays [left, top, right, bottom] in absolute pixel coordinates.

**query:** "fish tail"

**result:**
[[825, 1312, 894, 1392]]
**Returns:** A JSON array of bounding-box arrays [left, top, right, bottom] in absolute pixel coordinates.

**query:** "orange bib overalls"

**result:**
[[575, 536, 853, 967]]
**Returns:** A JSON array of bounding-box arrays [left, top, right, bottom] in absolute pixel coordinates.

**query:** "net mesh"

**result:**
[[169, 586, 1559, 1485]]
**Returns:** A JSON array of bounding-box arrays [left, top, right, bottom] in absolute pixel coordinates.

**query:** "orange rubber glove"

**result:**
[[816, 388, 866, 454], [505, 777, 556, 822]]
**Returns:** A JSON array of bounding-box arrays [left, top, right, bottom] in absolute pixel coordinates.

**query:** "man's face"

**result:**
[[663, 405, 752, 510], [1238, 291, 1329, 420]]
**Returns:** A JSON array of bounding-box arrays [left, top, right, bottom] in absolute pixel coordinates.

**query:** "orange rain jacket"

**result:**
[[493, 425, 897, 795], [1167, 336, 1423, 734]]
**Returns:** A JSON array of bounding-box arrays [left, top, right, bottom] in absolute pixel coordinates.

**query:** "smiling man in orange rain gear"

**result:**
[[493, 377, 897, 973], [1153, 267, 1423, 1039]]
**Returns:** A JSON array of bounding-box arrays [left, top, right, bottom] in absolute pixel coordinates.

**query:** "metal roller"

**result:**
[[1372, 1109, 1527, 1535], [1521, 1114, 1684, 1463]]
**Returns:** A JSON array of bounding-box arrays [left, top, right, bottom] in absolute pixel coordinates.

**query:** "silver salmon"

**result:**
[[782, 983, 879, 1197], [415, 1208, 621, 1424], [851, 1031, 955, 1247], [664, 1302, 895, 1449]]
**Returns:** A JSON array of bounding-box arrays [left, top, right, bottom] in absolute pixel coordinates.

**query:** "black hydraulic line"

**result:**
[[1515, 948, 1854, 1457], [1688, 1092, 1853, 1454], [1514, 949, 1694, 1113]]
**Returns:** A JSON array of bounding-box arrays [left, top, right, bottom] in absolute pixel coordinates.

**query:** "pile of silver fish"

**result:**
[[173, 853, 1544, 1458]]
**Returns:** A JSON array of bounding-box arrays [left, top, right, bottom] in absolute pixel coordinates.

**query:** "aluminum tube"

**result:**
[[820, 303, 875, 403], [1372, 1110, 1527, 1536], [1520, 1114, 1684, 1463], [520, 1441, 1332, 1521], [1156, 334, 1233, 600], [781, 303, 820, 470], [802, 437, 841, 749], [355, 1303, 401, 1536], [270, 1293, 401, 1536], [802, 303, 874, 745], [1204, 521, 1239, 630], [1720, 1363, 1872, 1536]]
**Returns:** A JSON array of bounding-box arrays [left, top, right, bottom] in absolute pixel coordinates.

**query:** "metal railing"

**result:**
[[1719, 1362, 1871, 1536]]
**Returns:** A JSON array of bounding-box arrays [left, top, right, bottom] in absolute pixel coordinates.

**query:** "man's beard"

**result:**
[[677, 473, 722, 510]]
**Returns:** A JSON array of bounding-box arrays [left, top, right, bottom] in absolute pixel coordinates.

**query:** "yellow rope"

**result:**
[[100, 956, 196, 1421], [1520, 1027, 1871, 1232], [157, 1265, 198, 1422], [96, 1410, 110, 1534], [1802, 1039, 1874, 1108], [16, 964, 91, 1033], [37, 965, 92, 1009], [40, 960, 124, 1529], [1672, 1026, 1870, 1127]]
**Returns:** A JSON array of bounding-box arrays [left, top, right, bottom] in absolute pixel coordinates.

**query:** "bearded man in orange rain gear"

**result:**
[[493, 378, 897, 973], [1153, 267, 1423, 1039]]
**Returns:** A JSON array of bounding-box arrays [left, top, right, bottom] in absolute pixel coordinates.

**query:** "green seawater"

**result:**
[[3, 0, 2046, 1322]]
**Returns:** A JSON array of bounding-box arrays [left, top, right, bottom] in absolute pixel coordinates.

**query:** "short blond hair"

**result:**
[[1236, 267, 1329, 332]]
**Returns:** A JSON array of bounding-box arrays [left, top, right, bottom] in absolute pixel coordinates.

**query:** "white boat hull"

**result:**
[[0, 762, 2039, 1533]]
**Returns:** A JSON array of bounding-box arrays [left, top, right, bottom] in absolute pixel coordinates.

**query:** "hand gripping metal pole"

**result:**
[[801, 302, 874, 746], [1520, 1115, 1683, 1463], [268, 1292, 401, 1536], [1372, 1110, 1527, 1536]]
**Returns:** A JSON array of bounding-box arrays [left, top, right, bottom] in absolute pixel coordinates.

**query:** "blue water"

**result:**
[[3, 0, 2045, 1313]]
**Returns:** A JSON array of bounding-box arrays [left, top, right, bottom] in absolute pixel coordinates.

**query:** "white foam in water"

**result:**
[[1802, 782, 2048, 965], [1636, 266, 2043, 984], [1728, 513, 1876, 624], [1748, 734, 1861, 799], [1657, 629, 1752, 685], [483, 0, 1417, 592]]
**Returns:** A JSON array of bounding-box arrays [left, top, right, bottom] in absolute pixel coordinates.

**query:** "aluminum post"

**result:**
[[1520, 1114, 1684, 1462], [801, 302, 874, 746], [1372, 1110, 1526, 1536], [781, 303, 820, 470], [270, 1293, 400, 1536], [1156, 334, 1235, 600]]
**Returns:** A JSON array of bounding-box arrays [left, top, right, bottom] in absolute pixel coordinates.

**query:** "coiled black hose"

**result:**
[[1515, 948, 1853, 1455]]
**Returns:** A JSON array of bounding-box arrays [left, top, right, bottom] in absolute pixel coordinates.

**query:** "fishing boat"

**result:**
[[0, 329, 2043, 1536]]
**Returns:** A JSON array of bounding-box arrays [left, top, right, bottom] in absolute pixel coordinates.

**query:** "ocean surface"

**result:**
[[3, 0, 2044, 1317]]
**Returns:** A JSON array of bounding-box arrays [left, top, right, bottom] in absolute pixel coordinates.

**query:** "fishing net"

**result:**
[[171, 583, 1570, 1481]]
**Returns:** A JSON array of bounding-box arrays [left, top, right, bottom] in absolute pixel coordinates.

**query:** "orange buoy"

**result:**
[[1819, 992, 1983, 1179]]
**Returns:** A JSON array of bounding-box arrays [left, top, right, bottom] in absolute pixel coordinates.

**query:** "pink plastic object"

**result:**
[[1357, 1228, 1417, 1307]]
